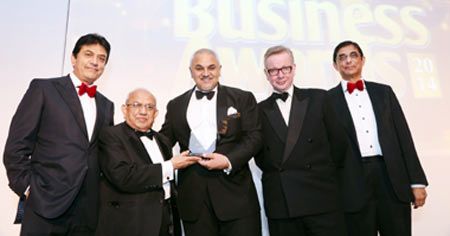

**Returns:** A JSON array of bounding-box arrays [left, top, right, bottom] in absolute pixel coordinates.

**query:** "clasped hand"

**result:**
[[197, 153, 230, 170], [171, 151, 230, 171]]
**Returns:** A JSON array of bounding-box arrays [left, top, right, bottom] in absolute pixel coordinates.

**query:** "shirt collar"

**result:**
[[194, 85, 218, 99], [273, 85, 293, 97], [70, 72, 96, 89]]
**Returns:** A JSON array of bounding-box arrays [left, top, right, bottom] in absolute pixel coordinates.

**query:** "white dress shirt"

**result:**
[[341, 80, 425, 188], [70, 73, 97, 141], [140, 135, 174, 200], [274, 85, 294, 126], [186, 87, 218, 154], [341, 79, 383, 157]]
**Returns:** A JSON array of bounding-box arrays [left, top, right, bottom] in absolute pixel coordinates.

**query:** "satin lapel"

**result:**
[[282, 88, 308, 163], [262, 99, 287, 143], [155, 134, 171, 161], [365, 83, 384, 133], [180, 88, 194, 142], [332, 86, 359, 148], [90, 95, 106, 144], [216, 85, 227, 142], [53, 76, 88, 140], [122, 124, 152, 164]]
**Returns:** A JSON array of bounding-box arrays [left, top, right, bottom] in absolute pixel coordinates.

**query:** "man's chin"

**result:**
[[198, 84, 217, 91]]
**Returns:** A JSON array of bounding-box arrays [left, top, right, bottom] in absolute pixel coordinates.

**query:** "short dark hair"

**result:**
[[333, 40, 364, 63], [72, 33, 111, 63]]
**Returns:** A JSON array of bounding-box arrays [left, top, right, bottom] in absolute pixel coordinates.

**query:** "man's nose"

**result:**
[[90, 56, 99, 66], [201, 69, 209, 77], [138, 106, 148, 114]]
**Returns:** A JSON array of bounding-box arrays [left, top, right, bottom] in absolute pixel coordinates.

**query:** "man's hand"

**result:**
[[412, 187, 427, 209], [198, 153, 230, 170], [171, 151, 201, 170]]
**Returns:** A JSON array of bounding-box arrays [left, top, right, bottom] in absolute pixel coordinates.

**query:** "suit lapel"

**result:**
[[155, 134, 171, 161], [365, 82, 384, 137], [53, 76, 89, 140], [178, 88, 194, 147], [90, 95, 106, 144], [332, 86, 359, 147], [216, 85, 227, 135], [122, 123, 152, 164], [282, 88, 308, 163], [262, 98, 287, 143]]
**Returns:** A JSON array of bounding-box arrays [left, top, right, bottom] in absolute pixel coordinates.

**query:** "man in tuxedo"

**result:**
[[255, 45, 348, 236], [96, 89, 199, 236], [328, 40, 428, 236], [3, 33, 114, 236], [160, 48, 262, 236]]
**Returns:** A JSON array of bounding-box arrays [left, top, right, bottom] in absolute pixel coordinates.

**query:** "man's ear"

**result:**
[[121, 104, 127, 119]]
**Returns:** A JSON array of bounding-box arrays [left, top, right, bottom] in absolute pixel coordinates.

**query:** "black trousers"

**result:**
[[160, 199, 183, 236], [345, 156, 411, 236], [20, 183, 95, 236], [182, 195, 261, 236], [268, 210, 347, 236]]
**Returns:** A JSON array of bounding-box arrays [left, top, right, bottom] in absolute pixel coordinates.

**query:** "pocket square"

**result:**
[[219, 108, 241, 135], [227, 106, 238, 116]]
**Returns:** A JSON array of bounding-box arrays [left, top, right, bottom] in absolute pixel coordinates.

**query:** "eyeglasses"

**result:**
[[337, 52, 360, 62], [126, 102, 155, 111], [266, 66, 293, 76]]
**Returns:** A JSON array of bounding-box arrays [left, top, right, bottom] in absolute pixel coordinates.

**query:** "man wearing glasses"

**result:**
[[328, 40, 428, 236], [255, 45, 348, 236], [96, 88, 200, 236]]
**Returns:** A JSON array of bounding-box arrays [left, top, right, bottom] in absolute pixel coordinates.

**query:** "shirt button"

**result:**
[[366, 130, 369, 133], [362, 117, 365, 120]]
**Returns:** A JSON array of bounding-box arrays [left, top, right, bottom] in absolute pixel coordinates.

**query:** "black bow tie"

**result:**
[[271, 92, 289, 102], [136, 130, 156, 140], [195, 90, 215, 100]]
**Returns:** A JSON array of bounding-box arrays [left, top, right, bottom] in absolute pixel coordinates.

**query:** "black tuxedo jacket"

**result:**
[[3, 76, 114, 223], [96, 122, 179, 236], [255, 87, 348, 219], [160, 84, 261, 221], [328, 81, 428, 212]]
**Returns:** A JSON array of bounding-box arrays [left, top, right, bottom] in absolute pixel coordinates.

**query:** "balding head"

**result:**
[[122, 88, 158, 132]]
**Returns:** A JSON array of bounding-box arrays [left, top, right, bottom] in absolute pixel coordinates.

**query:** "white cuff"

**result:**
[[411, 184, 426, 188], [161, 161, 174, 184], [223, 158, 233, 175]]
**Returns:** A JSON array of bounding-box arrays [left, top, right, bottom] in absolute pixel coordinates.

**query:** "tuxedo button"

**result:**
[[305, 164, 311, 169], [307, 138, 313, 143], [278, 168, 285, 172]]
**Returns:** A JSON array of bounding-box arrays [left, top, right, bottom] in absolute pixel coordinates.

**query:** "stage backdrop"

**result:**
[[1, 0, 450, 235]]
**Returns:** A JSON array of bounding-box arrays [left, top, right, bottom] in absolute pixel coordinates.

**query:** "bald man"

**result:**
[[96, 89, 199, 236], [160, 49, 262, 236]]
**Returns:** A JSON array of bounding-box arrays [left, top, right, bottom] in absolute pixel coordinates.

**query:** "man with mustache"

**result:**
[[4, 33, 114, 235], [328, 40, 428, 236]]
